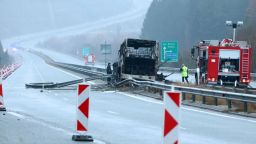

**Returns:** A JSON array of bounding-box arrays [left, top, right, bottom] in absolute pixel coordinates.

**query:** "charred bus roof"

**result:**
[[122, 38, 157, 49]]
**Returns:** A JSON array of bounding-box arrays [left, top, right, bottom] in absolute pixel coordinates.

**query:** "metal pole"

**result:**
[[244, 102, 248, 113], [233, 28, 236, 42], [197, 56, 200, 85], [197, 67, 200, 85], [227, 100, 232, 110], [182, 92, 185, 101], [191, 94, 195, 102], [214, 97, 218, 106], [105, 41, 106, 69], [202, 96, 206, 104]]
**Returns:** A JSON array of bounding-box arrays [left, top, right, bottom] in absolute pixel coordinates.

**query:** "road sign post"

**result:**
[[161, 42, 178, 62], [100, 43, 112, 68]]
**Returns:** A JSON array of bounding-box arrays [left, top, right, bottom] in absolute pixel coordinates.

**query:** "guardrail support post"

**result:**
[[160, 90, 163, 97], [202, 96, 206, 104], [182, 92, 186, 101], [244, 102, 248, 113], [191, 94, 195, 103], [214, 98, 218, 106], [153, 88, 156, 94], [227, 100, 232, 110]]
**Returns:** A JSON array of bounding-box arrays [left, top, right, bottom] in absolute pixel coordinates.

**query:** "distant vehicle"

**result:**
[[85, 54, 96, 65], [191, 39, 252, 87], [113, 38, 160, 81]]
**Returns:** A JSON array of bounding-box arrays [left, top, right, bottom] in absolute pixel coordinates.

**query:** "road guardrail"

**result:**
[[31, 50, 256, 113]]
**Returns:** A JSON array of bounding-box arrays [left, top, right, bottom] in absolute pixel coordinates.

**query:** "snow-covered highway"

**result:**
[[1, 48, 256, 144]]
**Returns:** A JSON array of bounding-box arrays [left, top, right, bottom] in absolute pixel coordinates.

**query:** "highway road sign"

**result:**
[[82, 48, 90, 56], [161, 41, 178, 62], [100, 44, 112, 54]]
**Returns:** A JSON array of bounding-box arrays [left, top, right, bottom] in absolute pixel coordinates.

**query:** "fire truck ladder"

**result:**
[[241, 49, 249, 79]]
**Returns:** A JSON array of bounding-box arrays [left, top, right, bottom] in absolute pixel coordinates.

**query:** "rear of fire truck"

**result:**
[[192, 39, 252, 86]]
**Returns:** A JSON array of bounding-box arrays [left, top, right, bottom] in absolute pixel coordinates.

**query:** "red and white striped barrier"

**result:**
[[72, 83, 93, 141], [163, 92, 180, 144], [0, 63, 22, 80], [0, 78, 6, 111]]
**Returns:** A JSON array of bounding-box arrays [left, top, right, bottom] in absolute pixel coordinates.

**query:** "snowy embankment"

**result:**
[[250, 81, 256, 88]]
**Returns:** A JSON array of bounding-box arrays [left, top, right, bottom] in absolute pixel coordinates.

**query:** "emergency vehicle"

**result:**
[[85, 54, 96, 65], [191, 39, 252, 86]]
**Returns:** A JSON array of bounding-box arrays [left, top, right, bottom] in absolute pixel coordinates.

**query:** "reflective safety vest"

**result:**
[[181, 66, 188, 77]]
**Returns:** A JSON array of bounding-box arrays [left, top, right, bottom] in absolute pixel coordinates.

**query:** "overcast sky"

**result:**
[[0, 0, 152, 39]]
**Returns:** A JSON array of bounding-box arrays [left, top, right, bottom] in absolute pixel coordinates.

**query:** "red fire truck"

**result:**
[[191, 39, 252, 86], [85, 54, 96, 65]]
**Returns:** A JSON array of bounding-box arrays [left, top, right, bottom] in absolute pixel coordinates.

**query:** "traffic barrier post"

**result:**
[[0, 78, 6, 111], [163, 91, 180, 144], [72, 83, 93, 142]]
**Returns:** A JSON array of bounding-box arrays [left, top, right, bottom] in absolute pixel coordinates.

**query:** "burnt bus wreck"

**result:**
[[113, 38, 160, 81]]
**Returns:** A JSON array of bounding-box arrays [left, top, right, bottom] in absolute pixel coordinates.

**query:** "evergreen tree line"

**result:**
[[141, 0, 255, 72], [0, 41, 11, 67], [237, 0, 256, 72]]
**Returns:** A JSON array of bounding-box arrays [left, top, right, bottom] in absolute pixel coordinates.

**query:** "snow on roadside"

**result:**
[[158, 71, 195, 84], [250, 81, 256, 88]]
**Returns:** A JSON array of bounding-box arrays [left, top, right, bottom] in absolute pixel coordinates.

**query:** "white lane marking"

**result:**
[[180, 127, 186, 130], [5, 86, 25, 89], [48, 64, 82, 79], [182, 107, 256, 123], [34, 50, 97, 84], [27, 117, 107, 144], [94, 140, 107, 144], [8, 112, 26, 119], [48, 64, 96, 85], [118, 92, 256, 123], [88, 81, 96, 85], [107, 111, 119, 115], [117, 92, 162, 104], [32, 61, 45, 82], [7, 111, 106, 144], [104, 91, 116, 93]]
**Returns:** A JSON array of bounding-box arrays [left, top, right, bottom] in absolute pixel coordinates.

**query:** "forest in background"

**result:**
[[141, 0, 256, 72], [0, 41, 11, 67]]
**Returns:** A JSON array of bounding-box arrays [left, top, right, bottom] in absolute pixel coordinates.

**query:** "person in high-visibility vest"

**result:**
[[180, 64, 189, 84]]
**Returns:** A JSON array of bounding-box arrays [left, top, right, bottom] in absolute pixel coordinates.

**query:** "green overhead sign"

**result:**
[[82, 47, 90, 56], [161, 41, 178, 62], [100, 44, 112, 54]]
